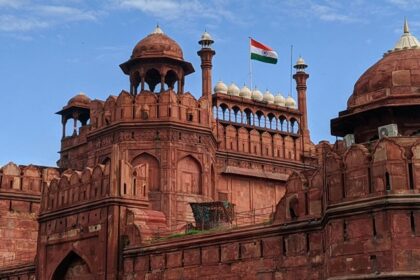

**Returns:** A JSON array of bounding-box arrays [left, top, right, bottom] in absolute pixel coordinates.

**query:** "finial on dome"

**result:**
[[151, 24, 164, 34], [390, 18, 420, 53], [404, 17, 409, 34]]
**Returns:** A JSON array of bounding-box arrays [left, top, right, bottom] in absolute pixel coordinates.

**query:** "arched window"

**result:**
[[256, 111, 264, 127], [290, 118, 299, 134], [165, 70, 178, 90], [177, 156, 202, 194], [244, 108, 253, 125], [145, 68, 160, 92], [232, 106, 241, 123], [267, 113, 275, 129], [220, 104, 229, 121]]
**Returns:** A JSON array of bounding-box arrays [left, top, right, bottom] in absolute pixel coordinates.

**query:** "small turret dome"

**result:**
[[200, 31, 213, 42], [296, 56, 306, 66], [263, 90, 274, 103], [68, 92, 91, 106], [285, 96, 297, 108], [274, 93, 286, 106], [227, 83, 240, 96], [251, 89, 263, 101], [239, 85, 252, 99], [214, 81, 227, 94], [199, 30, 214, 49]]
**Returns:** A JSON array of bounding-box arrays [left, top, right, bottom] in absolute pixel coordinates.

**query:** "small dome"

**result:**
[[214, 81, 228, 94], [227, 83, 240, 96], [285, 96, 297, 108], [296, 56, 306, 66], [200, 31, 213, 42], [263, 90, 274, 103], [251, 89, 263, 101], [274, 93, 286, 106], [68, 92, 91, 106], [239, 85, 252, 99], [131, 26, 184, 61]]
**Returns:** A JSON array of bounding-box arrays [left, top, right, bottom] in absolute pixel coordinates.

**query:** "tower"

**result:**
[[197, 31, 216, 124], [293, 57, 311, 155]]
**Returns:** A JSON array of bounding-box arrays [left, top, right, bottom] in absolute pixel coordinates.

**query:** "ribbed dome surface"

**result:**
[[131, 27, 183, 60], [348, 49, 420, 108], [67, 93, 91, 106]]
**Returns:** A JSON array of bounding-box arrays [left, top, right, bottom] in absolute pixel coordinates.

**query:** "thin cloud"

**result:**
[[0, 15, 48, 32], [388, 0, 420, 9], [33, 5, 98, 21], [114, 0, 240, 24], [116, 0, 205, 20], [310, 3, 359, 23], [0, 0, 27, 8], [0, 2, 99, 32]]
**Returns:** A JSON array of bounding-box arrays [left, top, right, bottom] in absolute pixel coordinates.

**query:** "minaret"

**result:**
[[293, 57, 311, 154], [197, 31, 215, 124]]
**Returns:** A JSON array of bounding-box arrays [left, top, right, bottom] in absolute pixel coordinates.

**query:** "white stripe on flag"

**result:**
[[250, 45, 278, 59]]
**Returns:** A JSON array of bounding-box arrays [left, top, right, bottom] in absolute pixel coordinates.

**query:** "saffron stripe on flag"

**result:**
[[250, 38, 273, 51]]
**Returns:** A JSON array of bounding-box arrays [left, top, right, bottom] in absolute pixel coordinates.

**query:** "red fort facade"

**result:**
[[1, 22, 420, 279]]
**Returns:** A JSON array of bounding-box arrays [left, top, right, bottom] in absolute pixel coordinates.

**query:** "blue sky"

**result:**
[[0, 0, 419, 167]]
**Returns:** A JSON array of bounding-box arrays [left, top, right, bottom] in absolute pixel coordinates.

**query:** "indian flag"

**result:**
[[250, 38, 278, 64]]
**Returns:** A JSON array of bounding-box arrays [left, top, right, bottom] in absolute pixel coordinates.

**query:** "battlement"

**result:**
[[40, 158, 154, 214], [267, 136, 420, 278], [90, 90, 212, 130], [60, 89, 212, 141], [273, 137, 420, 225], [0, 162, 59, 195]]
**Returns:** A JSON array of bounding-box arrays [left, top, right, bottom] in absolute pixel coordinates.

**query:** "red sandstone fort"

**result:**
[[1, 21, 420, 279]]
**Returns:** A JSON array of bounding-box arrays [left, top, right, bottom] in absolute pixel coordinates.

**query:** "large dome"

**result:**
[[331, 20, 420, 141], [348, 20, 420, 111], [131, 26, 184, 61], [348, 49, 420, 109]]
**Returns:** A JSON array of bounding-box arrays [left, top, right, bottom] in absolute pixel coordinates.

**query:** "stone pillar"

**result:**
[[197, 42, 216, 127], [61, 116, 67, 138], [72, 111, 79, 136], [177, 78, 181, 94], [293, 66, 310, 155], [160, 75, 165, 92]]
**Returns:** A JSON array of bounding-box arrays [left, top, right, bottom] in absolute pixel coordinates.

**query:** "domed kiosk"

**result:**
[[331, 20, 420, 142], [120, 25, 194, 94]]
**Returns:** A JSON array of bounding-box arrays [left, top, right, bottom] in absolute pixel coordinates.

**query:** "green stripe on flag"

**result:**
[[251, 53, 277, 64]]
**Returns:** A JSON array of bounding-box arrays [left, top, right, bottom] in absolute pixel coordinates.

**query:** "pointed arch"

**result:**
[[343, 144, 370, 198], [290, 118, 299, 134], [177, 155, 202, 194], [165, 69, 178, 90], [145, 68, 161, 92], [132, 152, 160, 192], [51, 250, 94, 280], [372, 138, 408, 191]]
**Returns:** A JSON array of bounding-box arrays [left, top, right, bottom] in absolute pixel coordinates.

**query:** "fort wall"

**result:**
[[0, 163, 58, 269]]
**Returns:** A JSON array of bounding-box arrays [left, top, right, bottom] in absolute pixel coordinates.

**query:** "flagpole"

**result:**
[[249, 37, 253, 90], [289, 44, 293, 97]]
